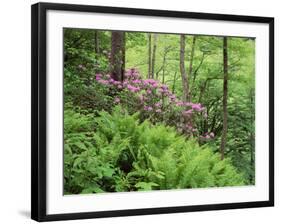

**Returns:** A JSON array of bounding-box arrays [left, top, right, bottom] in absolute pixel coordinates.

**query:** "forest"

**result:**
[[63, 28, 255, 194]]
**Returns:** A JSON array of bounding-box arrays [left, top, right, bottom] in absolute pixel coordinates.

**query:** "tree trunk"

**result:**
[[148, 34, 152, 78], [188, 36, 196, 100], [162, 46, 171, 84], [180, 34, 189, 102], [110, 31, 125, 81], [220, 37, 228, 160], [151, 34, 158, 79], [172, 71, 177, 94], [162, 56, 166, 84]]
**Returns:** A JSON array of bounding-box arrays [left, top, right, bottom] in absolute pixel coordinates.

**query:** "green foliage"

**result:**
[[63, 28, 255, 192], [64, 106, 244, 194], [64, 29, 112, 107]]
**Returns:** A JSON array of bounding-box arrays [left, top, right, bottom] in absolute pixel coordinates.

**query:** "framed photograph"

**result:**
[[31, 2, 274, 222]]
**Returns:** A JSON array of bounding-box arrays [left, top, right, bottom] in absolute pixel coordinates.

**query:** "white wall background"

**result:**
[[0, 0, 279, 223]]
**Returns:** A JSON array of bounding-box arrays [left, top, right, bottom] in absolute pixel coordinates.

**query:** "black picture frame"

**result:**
[[31, 2, 274, 222]]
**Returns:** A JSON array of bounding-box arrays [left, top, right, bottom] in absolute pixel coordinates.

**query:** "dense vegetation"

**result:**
[[64, 28, 255, 194]]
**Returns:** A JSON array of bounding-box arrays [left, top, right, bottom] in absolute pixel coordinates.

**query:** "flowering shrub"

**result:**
[[95, 68, 214, 139]]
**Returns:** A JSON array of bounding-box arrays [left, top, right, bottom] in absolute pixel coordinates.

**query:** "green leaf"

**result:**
[[135, 182, 159, 191], [81, 185, 105, 194], [74, 142, 88, 151], [102, 167, 115, 177]]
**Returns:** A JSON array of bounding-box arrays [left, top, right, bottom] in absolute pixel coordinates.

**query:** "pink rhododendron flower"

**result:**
[[114, 97, 120, 103], [127, 84, 140, 92], [176, 101, 185, 106], [152, 83, 158, 88], [95, 74, 102, 80], [143, 79, 158, 86], [182, 110, 193, 116], [184, 102, 192, 106], [185, 124, 193, 129], [169, 94, 176, 101], [93, 69, 210, 140], [113, 80, 121, 85], [132, 79, 142, 84], [192, 103, 202, 111], [97, 79, 109, 85], [144, 106, 153, 111], [125, 68, 140, 79], [155, 102, 162, 107]]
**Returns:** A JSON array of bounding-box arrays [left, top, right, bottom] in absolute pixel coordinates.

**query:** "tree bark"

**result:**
[[172, 72, 177, 94], [148, 34, 152, 78], [192, 52, 205, 85], [162, 46, 172, 84], [220, 37, 228, 160], [180, 34, 189, 102], [110, 31, 125, 81], [188, 36, 196, 101], [151, 34, 158, 79], [162, 55, 166, 84]]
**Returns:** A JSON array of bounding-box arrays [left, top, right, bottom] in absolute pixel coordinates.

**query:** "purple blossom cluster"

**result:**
[[95, 68, 213, 139], [200, 132, 215, 141]]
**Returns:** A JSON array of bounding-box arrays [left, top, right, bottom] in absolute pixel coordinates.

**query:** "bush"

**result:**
[[94, 68, 214, 139], [64, 106, 244, 194]]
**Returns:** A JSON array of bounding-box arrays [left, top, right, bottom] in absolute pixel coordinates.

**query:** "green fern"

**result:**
[[64, 106, 244, 194]]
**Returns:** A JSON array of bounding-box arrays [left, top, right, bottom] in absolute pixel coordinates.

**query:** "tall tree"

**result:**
[[161, 46, 172, 84], [220, 37, 228, 160], [180, 34, 189, 101], [172, 71, 178, 94], [147, 34, 152, 78], [151, 34, 158, 79], [188, 36, 196, 100], [110, 31, 125, 81]]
